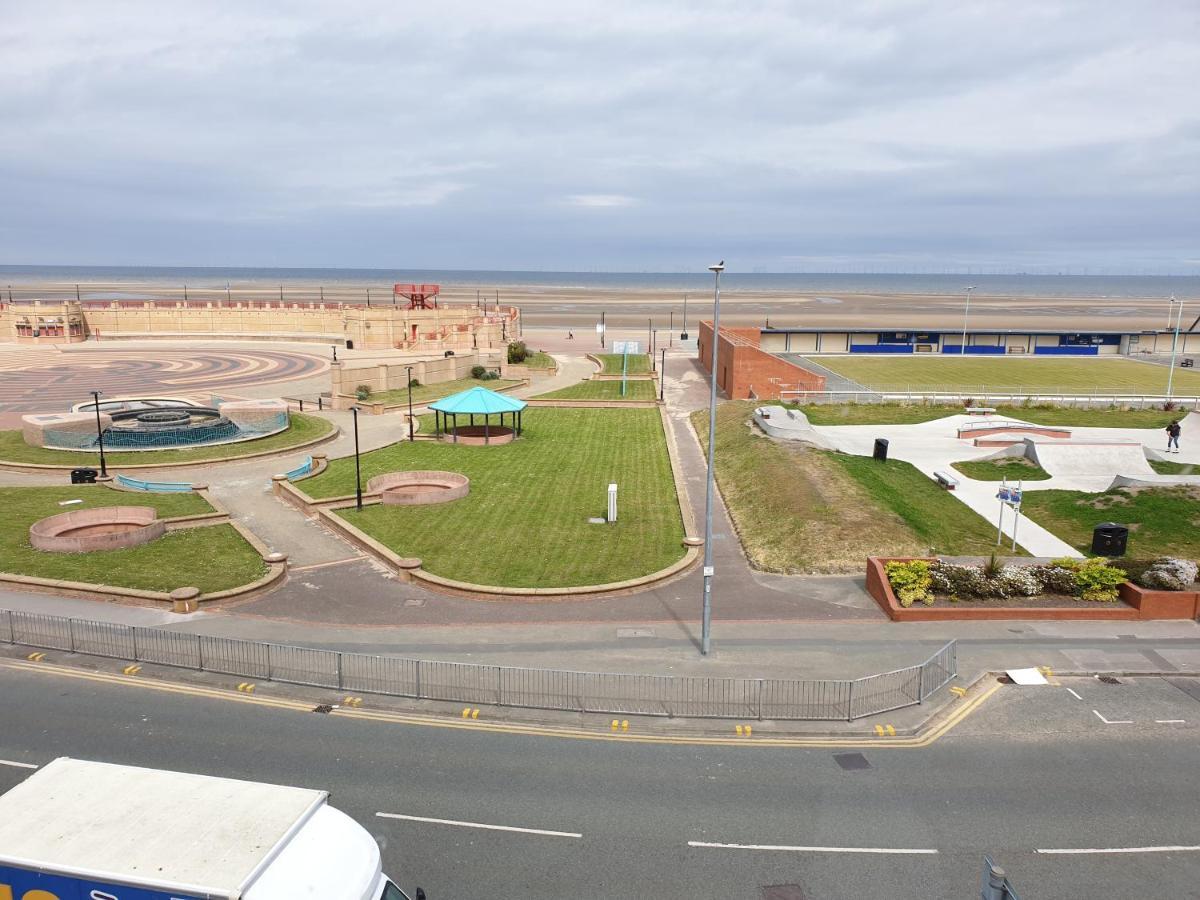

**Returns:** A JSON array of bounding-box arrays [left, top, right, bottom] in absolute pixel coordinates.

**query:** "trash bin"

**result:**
[[1091, 522, 1128, 557], [873, 438, 889, 462], [70, 468, 98, 485]]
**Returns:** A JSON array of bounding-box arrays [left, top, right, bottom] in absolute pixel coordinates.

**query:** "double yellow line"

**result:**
[[0, 657, 999, 749]]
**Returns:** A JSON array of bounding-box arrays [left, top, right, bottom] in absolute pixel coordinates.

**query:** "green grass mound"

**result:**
[[0, 413, 334, 467], [951, 457, 1051, 481], [1021, 485, 1200, 559], [0, 486, 265, 593], [536, 380, 657, 401], [597, 353, 651, 375], [304, 408, 684, 587]]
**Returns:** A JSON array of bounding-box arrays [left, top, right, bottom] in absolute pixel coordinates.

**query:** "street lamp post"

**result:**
[[406, 365, 415, 441], [90, 391, 107, 477], [351, 406, 363, 511], [681, 294, 689, 341], [670, 310, 674, 347], [1166, 295, 1185, 401], [959, 285, 977, 354], [660, 348, 666, 401], [700, 261, 724, 656]]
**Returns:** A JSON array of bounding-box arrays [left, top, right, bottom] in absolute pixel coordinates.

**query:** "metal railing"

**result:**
[[114, 474, 194, 493], [283, 456, 314, 481], [0, 608, 955, 721], [781, 388, 1200, 408]]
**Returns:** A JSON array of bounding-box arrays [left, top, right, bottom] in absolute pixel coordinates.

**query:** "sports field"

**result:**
[[807, 357, 1200, 394]]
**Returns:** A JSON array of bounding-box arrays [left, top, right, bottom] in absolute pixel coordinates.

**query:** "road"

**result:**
[[3, 661, 1200, 899]]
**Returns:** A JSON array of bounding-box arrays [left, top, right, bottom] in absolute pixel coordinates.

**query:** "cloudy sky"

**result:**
[[2, 0, 1198, 272]]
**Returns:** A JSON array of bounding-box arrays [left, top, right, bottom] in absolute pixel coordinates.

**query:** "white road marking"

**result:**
[[1156, 719, 1187, 724], [1038, 845, 1200, 855], [0, 759, 38, 769], [376, 812, 581, 838], [1065, 688, 1083, 700], [687, 841, 938, 855], [1092, 709, 1132, 725]]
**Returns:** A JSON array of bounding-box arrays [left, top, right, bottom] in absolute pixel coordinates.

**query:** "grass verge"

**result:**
[[1021, 485, 1200, 559], [522, 351, 556, 369], [0, 413, 334, 467], [305, 408, 684, 587], [536, 380, 658, 401], [0, 486, 266, 592], [1150, 459, 1199, 475], [367, 377, 521, 407], [794, 402, 1179, 428], [597, 353, 651, 375], [951, 457, 1051, 481]]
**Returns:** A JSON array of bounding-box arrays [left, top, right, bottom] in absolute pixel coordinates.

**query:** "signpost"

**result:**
[[995, 479, 1023, 552]]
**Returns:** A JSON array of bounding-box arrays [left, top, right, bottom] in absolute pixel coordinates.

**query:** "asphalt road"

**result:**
[[3, 664, 1200, 900]]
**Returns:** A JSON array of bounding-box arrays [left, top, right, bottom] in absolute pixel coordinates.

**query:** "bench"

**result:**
[[964, 407, 996, 415], [934, 470, 960, 490], [1183, 358, 1195, 368]]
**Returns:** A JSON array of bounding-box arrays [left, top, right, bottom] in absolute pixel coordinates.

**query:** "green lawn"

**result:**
[[522, 351, 556, 369], [0, 486, 266, 592], [597, 353, 651, 375], [951, 456, 1051, 481], [809, 356, 1200, 394], [827, 454, 1017, 556], [794, 402, 1178, 429], [536, 379, 658, 401], [1151, 459, 1199, 475], [303, 408, 684, 587], [0, 413, 334, 466], [366, 377, 521, 407], [1021, 486, 1200, 559]]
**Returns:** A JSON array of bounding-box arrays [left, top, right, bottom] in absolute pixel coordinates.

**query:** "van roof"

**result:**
[[0, 758, 327, 897]]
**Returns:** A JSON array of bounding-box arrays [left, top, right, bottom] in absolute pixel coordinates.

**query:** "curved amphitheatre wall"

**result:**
[[366, 471, 470, 505], [30, 506, 165, 553]]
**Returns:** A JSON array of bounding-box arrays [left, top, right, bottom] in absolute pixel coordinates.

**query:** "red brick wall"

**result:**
[[697, 321, 825, 400]]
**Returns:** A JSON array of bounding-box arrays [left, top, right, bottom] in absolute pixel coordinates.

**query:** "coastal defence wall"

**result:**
[[1, 299, 521, 352], [697, 321, 826, 400]]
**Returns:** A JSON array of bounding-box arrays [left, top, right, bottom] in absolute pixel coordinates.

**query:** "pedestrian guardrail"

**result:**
[[0, 608, 956, 721], [283, 456, 314, 481], [114, 474, 194, 493], [780, 389, 1200, 408]]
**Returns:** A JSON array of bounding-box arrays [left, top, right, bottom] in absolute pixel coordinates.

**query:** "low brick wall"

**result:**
[[367, 470, 470, 505], [29, 506, 165, 553], [1118, 581, 1200, 619]]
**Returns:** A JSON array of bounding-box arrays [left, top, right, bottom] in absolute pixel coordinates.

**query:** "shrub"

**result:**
[[885, 560, 934, 607], [982, 552, 1003, 580], [354, 384, 372, 401], [995, 566, 1041, 597], [507, 341, 529, 364], [1072, 557, 1127, 602], [1030, 564, 1077, 595], [470, 365, 487, 379], [408, 378, 421, 388], [1136, 558, 1199, 591], [930, 561, 987, 599]]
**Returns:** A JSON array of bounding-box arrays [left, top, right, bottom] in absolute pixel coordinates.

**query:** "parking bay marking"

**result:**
[[0, 759, 38, 770], [1092, 709, 1132, 725], [688, 841, 937, 855], [376, 812, 581, 839], [1038, 845, 1200, 855]]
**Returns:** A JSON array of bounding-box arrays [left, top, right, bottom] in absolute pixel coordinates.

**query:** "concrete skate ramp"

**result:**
[[752, 406, 832, 449], [1025, 437, 1154, 477]]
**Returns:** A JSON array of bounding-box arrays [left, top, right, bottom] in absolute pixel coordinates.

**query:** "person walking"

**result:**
[[1166, 419, 1182, 453]]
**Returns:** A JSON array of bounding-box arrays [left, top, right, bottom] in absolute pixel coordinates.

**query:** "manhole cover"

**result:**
[[312, 704, 334, 714], [833, 752, 871, 771], [1098, 675, 1123, 685], [762, 886, 807, 900]]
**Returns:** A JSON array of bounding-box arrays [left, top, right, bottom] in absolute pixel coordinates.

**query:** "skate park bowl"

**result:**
[[367, 471, 470, 505], [439, 424, 516, 445], [30, 506, 165, 553]]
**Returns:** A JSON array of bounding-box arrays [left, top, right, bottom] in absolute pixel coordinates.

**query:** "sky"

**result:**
[[1, 0, 1198, 273]]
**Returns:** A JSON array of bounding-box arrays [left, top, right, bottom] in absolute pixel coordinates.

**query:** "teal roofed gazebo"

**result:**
[[429, 386, 527, 445]]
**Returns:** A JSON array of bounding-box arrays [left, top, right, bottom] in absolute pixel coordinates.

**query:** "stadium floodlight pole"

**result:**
[[351, 405, 363, 511], [91, 391, 107, 477], [959, 285, 977, 354], [700, 260, 724, 656], [1166, 295, 1184, 400], [406, 365, 415, 441]]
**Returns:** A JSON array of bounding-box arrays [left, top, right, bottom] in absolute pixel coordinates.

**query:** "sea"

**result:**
[[0, 265, 1197, 298]]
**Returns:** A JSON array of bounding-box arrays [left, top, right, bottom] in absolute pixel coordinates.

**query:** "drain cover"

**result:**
[[833, 752, 871, 771], [762, 887, 807, 900], [312, 704, 334, 714], [1098, 675, 1123, 685]]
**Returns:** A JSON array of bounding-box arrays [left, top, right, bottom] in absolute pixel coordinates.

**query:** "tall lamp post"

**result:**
[[351, 406, 363, 511], [700, 261, 724, 656], [406, 365, 415, 441], [90, 390, 107, 477], [1166, 295, 1186, 401], [959, 285, 977, 354], [681, 294, 689, 341]]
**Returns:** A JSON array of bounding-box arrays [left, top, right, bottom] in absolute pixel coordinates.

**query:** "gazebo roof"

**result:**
[[429, 386, 528, 415]]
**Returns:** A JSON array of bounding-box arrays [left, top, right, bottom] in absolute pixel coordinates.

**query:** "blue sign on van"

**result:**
[[0, 863, 208, 900]]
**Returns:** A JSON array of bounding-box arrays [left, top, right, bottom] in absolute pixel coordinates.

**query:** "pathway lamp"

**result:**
[[959, 285, 977, 354], [670, 310, 674, 346], [660, 348, 666, 401], [700, 261, 724, 656], [681, 294, 689, 341], [1166, 295, 1186, 401], [91, 391, 107, 477], [351, 405, 363, 511], [406, 365, 415, 442]]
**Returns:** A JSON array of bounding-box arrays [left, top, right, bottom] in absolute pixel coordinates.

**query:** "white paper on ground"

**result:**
[[1006, 667, 1049, 685]]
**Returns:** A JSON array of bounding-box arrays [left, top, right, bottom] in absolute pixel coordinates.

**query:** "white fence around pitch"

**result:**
[[780, 389, 1200, 408], [0, 608, 956, 721]]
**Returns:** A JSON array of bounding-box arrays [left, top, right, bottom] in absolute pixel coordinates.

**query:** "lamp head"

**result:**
[[708, 261, 725, 273], [965, 285, 977, 291]]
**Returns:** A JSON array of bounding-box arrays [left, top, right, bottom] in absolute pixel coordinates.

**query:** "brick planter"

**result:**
[[1118, 581, 1200, 619]]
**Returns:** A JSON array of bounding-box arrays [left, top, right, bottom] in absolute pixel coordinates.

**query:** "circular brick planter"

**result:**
[[366, 471, 470, 505], [439, 425, 515, 445], [30, 506, 165, 553]]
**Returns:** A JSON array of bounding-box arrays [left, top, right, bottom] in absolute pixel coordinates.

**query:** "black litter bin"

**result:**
[[873, 438, 889, 462], [1091, 522, 1128, 557], [70, 467, 98, 485]]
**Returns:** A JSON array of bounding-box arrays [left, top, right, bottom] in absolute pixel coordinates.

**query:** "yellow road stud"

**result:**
[[236, 682, 255, 693], [463, 708, 472, 718], [735, 724, 744, 736], [874, 725, 885, 736], [471, 708, 479, 719], [621, 720, 629, 732], [343, 696, 363, 708], [122, 664, 142, 676], [27, 652, 46, 662], [611, 719, 619, 731], [950, 686, 967, 697], [885, 724, 896, 736]]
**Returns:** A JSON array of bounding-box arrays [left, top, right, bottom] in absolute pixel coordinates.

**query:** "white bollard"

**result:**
[[607, 483, 618, 523]]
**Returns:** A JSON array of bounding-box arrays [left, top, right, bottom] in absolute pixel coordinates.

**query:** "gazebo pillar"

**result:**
[[485, 416, 490, 444]]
